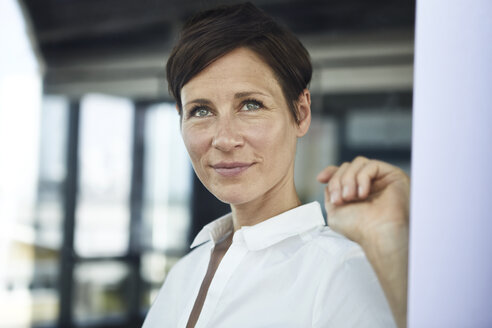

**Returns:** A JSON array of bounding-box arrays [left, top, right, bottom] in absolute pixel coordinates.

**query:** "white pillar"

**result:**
[[409, 0, 492, 326]]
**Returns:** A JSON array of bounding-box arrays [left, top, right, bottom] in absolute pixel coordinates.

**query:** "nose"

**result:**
[[211, 116, 244, 152]]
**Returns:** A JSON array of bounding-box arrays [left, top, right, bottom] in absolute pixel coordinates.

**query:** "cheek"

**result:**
[[182, 126, 210, 163], [245, 119, 296, 161]]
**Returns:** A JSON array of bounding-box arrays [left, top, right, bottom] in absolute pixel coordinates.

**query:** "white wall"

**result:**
[[409, 0, 492, 326]]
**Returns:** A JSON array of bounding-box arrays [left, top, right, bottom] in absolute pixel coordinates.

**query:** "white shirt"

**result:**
[[143, 202, 395, 327]]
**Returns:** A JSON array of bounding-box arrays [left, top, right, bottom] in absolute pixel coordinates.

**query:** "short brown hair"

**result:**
[[166, 2, 312, 123]]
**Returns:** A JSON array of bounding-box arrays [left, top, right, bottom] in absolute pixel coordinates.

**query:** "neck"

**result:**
[[230, 176, 301, 232]]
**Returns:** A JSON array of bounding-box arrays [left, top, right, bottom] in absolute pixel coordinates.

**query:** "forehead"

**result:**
[[181, 47, 281, 102]]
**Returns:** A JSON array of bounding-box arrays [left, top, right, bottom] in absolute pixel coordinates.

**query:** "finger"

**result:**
[[316, 165, 338, 183], [356, 159, 402, 198], [356, 161, 372, 199], [324, 186, 335, 216], [327, 162, 350, 205], [340, 156, 369, 201], [366, 161, 409, 194], [324, 197, 364, 242]]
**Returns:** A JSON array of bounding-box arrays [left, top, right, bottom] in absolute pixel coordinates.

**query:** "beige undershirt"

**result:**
[[186, 232, 234, 328]]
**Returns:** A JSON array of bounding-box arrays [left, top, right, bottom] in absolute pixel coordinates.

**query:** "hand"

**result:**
[[317, 156, 410, 249], [317, 156, 410, 328]]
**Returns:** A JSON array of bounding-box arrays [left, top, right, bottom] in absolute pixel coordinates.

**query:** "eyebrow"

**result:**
[[234, 91, 269, 99], [184, 98, 212, 108], [184, 91, 270, 108]]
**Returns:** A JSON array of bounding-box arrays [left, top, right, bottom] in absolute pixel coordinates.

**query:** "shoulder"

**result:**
[[306, 226, 383, 302], [268, 224, 366, 275], [306, 227, 396, 327], [305, 225, 366, 264]]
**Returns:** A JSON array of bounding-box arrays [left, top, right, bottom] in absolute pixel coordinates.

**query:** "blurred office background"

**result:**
[[0, 0, 414, 327]]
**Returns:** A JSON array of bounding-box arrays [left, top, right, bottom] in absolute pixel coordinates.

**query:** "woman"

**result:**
[[143, 3, 409, 328]]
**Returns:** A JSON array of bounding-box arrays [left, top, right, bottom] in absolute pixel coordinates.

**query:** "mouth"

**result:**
[[211, 162, 254, 177]]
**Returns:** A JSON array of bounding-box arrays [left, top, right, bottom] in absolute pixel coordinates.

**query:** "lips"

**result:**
[[211, 162, 254, 177]]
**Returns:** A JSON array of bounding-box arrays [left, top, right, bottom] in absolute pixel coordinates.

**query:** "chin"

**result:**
[[210, 185, 256, 205], [213, 191, 248, 205]]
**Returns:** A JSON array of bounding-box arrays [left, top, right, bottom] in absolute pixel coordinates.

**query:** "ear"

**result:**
[[296, 89, 311, 137]]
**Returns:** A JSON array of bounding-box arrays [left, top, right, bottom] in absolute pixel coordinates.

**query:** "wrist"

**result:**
[[360, 223, 409, 328], [360, 222, 409, 263]]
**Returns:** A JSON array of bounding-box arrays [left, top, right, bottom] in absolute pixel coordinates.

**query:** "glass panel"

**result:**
[[75, 94, 133, 257], [346, 108, 412, 149], [31, 96, 68, 326], [141, 103, 191, 310], [295, 116, 338, 204], [140, 252, 180, 309], [140, 252, 168, 285], [73, 261, 129, 323], [143, 104, 191, 253], [0, 1, 46, 326], [36, 95, 68, 249], [1, 95, 67, 328]]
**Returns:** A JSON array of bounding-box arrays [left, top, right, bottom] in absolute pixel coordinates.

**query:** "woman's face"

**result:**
[[180, 47, 310, 205]]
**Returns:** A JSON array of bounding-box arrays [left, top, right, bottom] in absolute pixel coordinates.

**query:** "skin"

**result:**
[[180, 47, 311, 231], [179, 47, 409, 328]]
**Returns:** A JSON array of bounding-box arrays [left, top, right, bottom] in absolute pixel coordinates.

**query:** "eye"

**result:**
[[190, 107, 212, 118], [241, 99, 263, 111]]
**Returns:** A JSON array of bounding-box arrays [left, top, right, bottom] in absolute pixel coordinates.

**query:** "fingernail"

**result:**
[[342, 186, 350, 198], [330, 191, 339, 203], [358, 186, 364, 197]]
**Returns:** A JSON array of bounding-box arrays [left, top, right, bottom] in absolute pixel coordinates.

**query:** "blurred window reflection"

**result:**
[[0, 0, 51, 326], [346, 109, 412, 149], [295, 117, 338, 205], [37, 96, 69, 249], [143, 103, 191, 251], [73, 261, 130, 324], [141, 103, 191, 309], [140, 251, 179, 309], [75, 94, 133, 257]]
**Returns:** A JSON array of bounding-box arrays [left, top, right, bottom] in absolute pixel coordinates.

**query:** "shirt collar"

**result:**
[[190, 212, 234, 248], [190, 201, 325, 251]]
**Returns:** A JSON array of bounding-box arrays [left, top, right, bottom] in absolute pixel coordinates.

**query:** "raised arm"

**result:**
[[317, 156, 410, 328]]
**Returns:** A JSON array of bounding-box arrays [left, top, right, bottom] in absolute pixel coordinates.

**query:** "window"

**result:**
[[141, 103, 191, 310], [76, 94, 133, 258]]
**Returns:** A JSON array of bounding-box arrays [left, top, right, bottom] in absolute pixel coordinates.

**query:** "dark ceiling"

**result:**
[[19, 0, 415, 99]]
